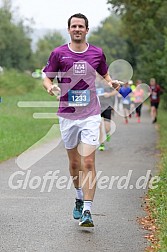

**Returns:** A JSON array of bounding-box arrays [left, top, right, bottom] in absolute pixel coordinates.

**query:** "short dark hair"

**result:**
[[68, 13, 89, 29]]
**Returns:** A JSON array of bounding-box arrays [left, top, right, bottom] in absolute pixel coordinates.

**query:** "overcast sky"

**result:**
[[11, 0, 111, 30]]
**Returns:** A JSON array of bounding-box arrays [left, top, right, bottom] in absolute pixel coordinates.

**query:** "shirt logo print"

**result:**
[[73, 62, 87, 75]]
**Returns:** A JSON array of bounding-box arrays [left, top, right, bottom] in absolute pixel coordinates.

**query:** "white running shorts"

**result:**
[[58, 114, 101, 149]]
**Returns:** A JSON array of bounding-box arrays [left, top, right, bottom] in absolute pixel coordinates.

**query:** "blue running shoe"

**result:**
[[73, 199, 83, 219], [79, 210, 94, 227]]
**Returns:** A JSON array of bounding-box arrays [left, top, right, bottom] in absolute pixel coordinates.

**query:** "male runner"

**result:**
[[149, 78, 162, 123], [43, 13, 120, 227]]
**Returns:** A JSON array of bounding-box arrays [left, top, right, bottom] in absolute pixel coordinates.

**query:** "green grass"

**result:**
[[0, 70, 60, 162], [148, 108, 167, 251], [0, 69, 36, 95]]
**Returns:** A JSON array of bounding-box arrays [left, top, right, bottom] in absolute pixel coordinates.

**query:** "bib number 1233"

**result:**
[[68, 90, 90, 106]]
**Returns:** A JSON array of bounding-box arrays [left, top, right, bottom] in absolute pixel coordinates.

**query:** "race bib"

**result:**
[[68, 90, 90, 106], [152, 92, 157, 100], [123, 98, 130, 104]]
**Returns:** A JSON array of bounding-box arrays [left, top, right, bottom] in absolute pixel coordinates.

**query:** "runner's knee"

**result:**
[[83, 157, 95, 171], [69, 160, 80, 170]]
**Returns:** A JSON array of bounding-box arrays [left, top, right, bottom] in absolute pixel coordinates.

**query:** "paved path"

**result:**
[[0, 106, 158, 252]]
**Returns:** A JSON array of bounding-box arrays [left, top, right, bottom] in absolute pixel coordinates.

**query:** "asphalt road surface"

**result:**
[[0, 105, 159, 252]]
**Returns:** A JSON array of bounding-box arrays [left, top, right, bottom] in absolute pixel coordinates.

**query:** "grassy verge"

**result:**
[[0, 70, 60, 162], [147, 108, 167, 251]]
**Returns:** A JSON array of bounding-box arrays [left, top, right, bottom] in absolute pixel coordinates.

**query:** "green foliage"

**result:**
[[88, 15, 128, 65], [33, 32, 66, 68], [148, 108, 167, 251], [0, 0, 33, 70], [160, 93, 167, 110], [107, 0, 167, 107]]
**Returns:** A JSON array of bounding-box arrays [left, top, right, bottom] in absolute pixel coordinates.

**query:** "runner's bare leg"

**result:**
[[67, 144, 96, 201]]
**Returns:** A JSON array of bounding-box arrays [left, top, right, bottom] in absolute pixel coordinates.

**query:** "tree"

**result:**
[[0, 0, 33, 70], [33, 32, 66, 68], [88, 15, 128, 65], [107, 0, 167, 84]]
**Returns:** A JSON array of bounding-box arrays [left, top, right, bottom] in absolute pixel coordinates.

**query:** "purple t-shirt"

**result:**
[[43, 43, 108, 119]]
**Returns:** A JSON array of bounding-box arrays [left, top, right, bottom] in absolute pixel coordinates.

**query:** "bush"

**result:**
[[160, 93, 167, 110]]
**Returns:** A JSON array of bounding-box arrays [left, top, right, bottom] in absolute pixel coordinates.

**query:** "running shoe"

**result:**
[[79, 210, 94, 227], [73, 199, 83, 219], [106, 133, 111, 142], [98, 143, 105, 151]]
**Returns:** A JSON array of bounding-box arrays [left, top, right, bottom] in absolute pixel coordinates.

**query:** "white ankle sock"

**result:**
[[83, 200, 92, 213], [75, 187, 83, 200]]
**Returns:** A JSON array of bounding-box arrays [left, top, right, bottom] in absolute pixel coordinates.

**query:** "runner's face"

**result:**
[[68, 17, 89, 42], [150, 79, 156, 86]]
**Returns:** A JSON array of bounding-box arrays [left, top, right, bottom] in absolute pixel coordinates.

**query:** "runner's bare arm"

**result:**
[[103, 90, 118, 98], [103, 73, 121, 91], [43, 76, 60, 96]]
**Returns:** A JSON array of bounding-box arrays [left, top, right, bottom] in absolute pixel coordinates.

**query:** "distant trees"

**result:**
[[0, 0, 33, 70], [33, 32, 65, 68], [1, 0, 167, 107], [107, 0, 167, 86], [0, 0, 65, 71], [88, 15, 128, 65], [88, 0, 167, 107]]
